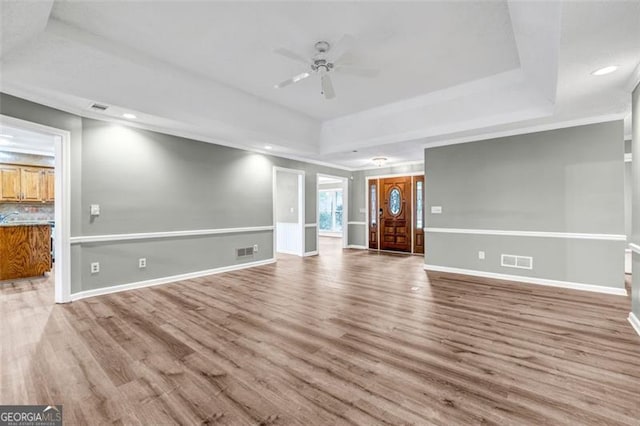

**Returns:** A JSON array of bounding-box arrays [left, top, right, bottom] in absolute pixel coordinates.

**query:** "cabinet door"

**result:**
[[20, 168, 43, 202], [0, 165, 21, 201], [43, 169, 55, 202]]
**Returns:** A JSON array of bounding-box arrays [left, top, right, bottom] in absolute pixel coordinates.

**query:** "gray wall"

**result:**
[[632, 84, 640, 317], [276, 170, 299, 223], [0, 93, 352, 294], [424, 121, 625, 289]]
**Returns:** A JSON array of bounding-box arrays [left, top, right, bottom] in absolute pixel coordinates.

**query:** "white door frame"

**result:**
[[273, 166, 305, 257], [317, 173, 349, 250], [0, 114, 71, 303]]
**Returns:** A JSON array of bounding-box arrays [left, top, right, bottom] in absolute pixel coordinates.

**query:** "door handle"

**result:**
[[379, 208, 383, 217]]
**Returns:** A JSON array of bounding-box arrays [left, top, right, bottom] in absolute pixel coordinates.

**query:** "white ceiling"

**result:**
[[0, 1, 638, 170], [0, 124, 55, 156]]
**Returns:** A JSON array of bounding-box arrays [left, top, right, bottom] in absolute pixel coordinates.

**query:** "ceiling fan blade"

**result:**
[[335, 65, 380, 78], [320, 71, 335, 99], [330, 34, 356, 64], [274, 47, 310, 65], [274, 72, 311, 89]]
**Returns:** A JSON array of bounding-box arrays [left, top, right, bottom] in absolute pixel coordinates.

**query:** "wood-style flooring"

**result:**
[[1, 237, 639, 425]]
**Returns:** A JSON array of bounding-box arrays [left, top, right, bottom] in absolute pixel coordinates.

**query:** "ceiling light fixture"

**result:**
[[264, 145, 273, 150], [372, 157, 388, 167], [122, 113, 137, 119], [592, 65, 618, 76]]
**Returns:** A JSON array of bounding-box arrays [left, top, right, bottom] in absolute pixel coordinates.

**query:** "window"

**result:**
[[370, 184, 377, 225], [319, 189, 343, 233], [389, 188, 401, 215], [416, 181, 423, 228]]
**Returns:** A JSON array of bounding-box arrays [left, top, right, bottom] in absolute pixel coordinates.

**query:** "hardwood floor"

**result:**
[[1, 238, 639, 425]]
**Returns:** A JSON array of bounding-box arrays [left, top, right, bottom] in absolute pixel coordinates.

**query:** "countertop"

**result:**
[[0, 221, 53, 227]]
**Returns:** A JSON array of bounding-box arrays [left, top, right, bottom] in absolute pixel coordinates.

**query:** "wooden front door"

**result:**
[[379, 176, 412, 252]]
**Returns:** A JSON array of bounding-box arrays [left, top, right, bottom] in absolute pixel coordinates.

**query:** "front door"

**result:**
[[379, 176, 412, 252]]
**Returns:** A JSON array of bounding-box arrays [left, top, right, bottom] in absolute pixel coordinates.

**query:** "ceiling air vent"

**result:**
[[90, 103, 109, 111]]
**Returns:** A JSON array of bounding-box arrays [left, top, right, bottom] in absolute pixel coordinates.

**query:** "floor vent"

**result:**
[[236, 247, 255, 258], [501, 254, 533, 270]]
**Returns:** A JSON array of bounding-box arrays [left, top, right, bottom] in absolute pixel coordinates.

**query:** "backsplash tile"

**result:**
[[0, 203, 54, 222]]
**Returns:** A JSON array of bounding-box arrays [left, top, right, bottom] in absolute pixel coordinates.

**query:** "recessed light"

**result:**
[[592, 65, 618, 76], [264, 145, 273, 150], [122, 113, 137, 119]]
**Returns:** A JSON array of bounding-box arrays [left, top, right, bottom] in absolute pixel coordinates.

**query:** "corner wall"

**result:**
[[424, 121, 626, 292]]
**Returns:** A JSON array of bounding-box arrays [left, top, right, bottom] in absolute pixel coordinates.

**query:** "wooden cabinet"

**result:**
[[21, 167, 43, 202], [0, 165, 21, 201], [43, 169, 55, 202], [0, 224, 51, 280], [0, 164, 54, 203]]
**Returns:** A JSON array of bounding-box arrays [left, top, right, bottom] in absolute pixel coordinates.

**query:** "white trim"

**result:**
[[630, 243, 640, 254], [422, 114, 627, 150], [347, 245, 367, 250], [0, 147, 55, 157], [305, 223, 317, 228], [365, 172, 424, 180], [69, 226, 274, 244], [0, 114, 72, 304], [347, 221, 366, 225], [353, 160, 425, 172], [425, 227, 627, 241], [624, 153, 632, 163], [303, 251, 318, 257], [70, 258, 276, 302], [423, 264, 627, 296], [628, 312, 640, 337]]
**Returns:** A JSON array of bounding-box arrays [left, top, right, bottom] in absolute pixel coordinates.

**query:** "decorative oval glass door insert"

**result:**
[[389, 188, 401, 215]]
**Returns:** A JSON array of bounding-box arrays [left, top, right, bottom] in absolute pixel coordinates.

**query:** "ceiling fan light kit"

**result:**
[[274, 36, 379, 99]]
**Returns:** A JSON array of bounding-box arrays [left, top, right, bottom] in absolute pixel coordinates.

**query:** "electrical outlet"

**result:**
[[478, 251, 485, 260], [253, 244, 259, 253], [139, 258, 147, 268], [91, 262, 100, 274]]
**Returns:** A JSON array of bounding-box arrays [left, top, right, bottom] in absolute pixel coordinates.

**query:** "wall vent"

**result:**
[[501, 254, 533, 270], [90, 103, 109, 111], [236, 247, 255, 258]]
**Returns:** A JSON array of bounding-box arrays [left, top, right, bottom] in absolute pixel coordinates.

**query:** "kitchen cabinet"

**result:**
[[0, 165, 21, 201], [0, 224, 51, 280], [43, 169, 55, 202], [0, 163, 54, 203]]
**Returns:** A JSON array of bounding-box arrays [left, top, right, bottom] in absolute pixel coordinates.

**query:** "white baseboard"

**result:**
[[70, 258, 276, 302], [304, 251, 318, 257], [423, 264, 627, 296], [347, 245, 367, 250], [629, 312, 640, 337]]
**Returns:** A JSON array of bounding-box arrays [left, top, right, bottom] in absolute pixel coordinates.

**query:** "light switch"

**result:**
[[90, 204, 100, 216], [289, 207, 294, 213], [431, 206, 442, 214]]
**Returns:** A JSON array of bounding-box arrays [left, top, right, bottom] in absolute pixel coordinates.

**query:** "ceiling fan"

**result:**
[[273, 36, 380, 100]]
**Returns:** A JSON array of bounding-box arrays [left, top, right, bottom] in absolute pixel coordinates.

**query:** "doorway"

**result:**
[[317, 174, 348, 254], [0, 114, 71, 303], [367, 174, 424, 254], [273, 167, 305, 257]]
